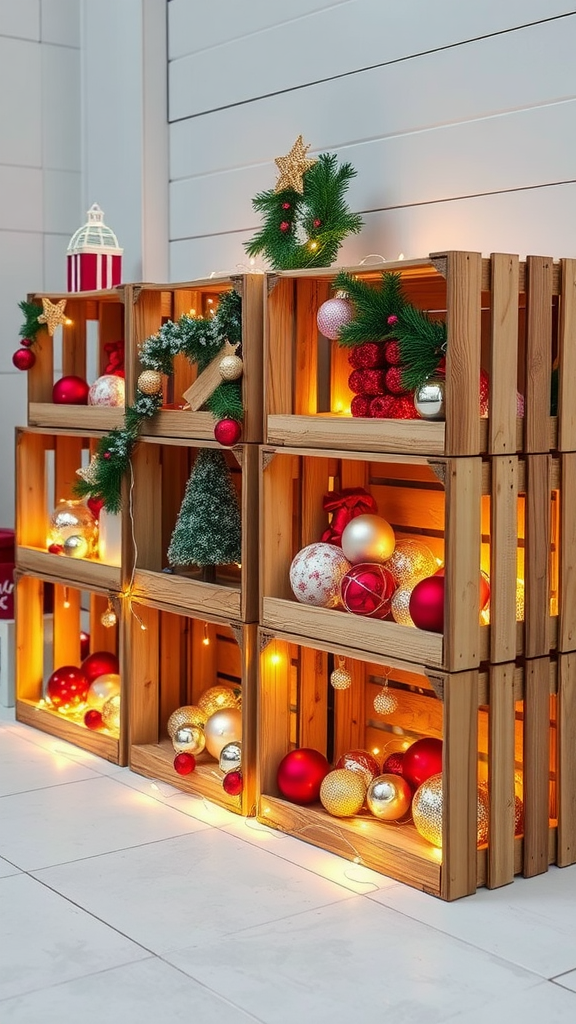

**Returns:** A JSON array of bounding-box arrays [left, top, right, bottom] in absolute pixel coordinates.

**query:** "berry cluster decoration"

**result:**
[[12, 300, 44, 371], [74, 289, 243, 514]]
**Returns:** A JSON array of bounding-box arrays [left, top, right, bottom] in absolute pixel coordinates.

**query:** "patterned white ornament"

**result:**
[[88, 374, 125, 407], [289, 542, 351, 608]]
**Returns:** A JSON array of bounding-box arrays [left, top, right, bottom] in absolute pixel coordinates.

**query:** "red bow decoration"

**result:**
[[321, 488, 378, 545], [104, 339, 125, 377]]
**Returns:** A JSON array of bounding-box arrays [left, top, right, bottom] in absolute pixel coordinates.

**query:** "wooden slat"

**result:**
[[98, 297, 125, 376], [301, 456, 333, 547], [557, 652, 576, 866], [159, 611, 187, 733], [28, 404, 125, 432], [131, 567, 241, 620], [525, 256, 553, 454], [240, 443, 259, 622], [132, 442, 163, 572], [487, 663, 516, 888], [560, 453, 576, 651], [258, 635, 292, 798], [127, 603, 159, 746], [294, 279, 322, 416], [260, 450, 297, 607], [16, 546, 121, 593], [444, 251, 482, 456], [441, 670, 478, 900], [27, 319, 53, 406], [489, 254, 519, 455], [267, 413, 446, 455], [334, 655, 366, 757], [189, 618, 218, 700], [239, 273, 265, 443], [490, 456, 519, 663], [443, 457, 482, 671], [16, 430, 50, 549], [160, 445, 189, 562], [62, 300, 87, 380], [525, 455, 552, 658], [299, 647, 328, 754], [89, 593, 118, 654], [265, 277, 295, 420], [17, 699, 119, 761], [558, 259, 576, 451], [172, 288, 200, 402], [523, 657, 551, 877], [54, 435, 83, 503], [53, 584, 81, 668], [15, 575, 44, 703]]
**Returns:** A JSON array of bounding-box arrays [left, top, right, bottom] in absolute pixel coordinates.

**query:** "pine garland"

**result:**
[[18, 300, 44, 343], [74, 290, 243, 514], [245, 154, 363, 270]]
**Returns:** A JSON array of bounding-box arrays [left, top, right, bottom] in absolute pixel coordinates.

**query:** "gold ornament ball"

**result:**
[[167, 705, 205, 738], [384, 540, 438, 587], [204, 707, 242, 759], [330, 667, 352, 690], [412, 773, 490, 848], [390, 587, 416, 627], [172, 724, 206, 756], [86, 673, 121, 709], [414, 376, 445, 420], [49, 500, 97, 553], [137, 370, 163, 395], [198, 685, 238, 718], [100, 606, 117, 629], [367, 774, 412, 820], [101, 694, 121, 732], [341, 514, 395, 565], [63, 534, 90, 558], [319, 768, 366, 817], [219, 741, 242, 774], [218, 354, 244, 381], [373, 686, 398, 715]]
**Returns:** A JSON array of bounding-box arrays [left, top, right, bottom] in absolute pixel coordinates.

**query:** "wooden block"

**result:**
[[489, 254, 519, 455], [557, 652, 576, 867], [441, 670, 478, 900], [523, 657, 551, 877], [182, 340, 238, 411], [487, 663, 516, 888], [525, 455, 552, 658], [443, 457, 482, 671], [525, 256, 553, 454], [265, 277, 295, 419], [444, 251, 482, 456], [558, 259, 576, 452], [299, 647, 328, 754]]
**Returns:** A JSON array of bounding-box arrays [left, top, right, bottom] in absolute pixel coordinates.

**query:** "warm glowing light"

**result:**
[[397, 253, 405, 261], [401, 740, 412, 751], [263, 806, 271, 815], [202, 622, 210, 646], [65, 318, 73, 325], [353, 856, 362, 864], [270, 652, 281, 665], [249, 257, 255, 267], [207, 298, 214, 304], [372, 748, 380, 757], [189, 308, 196, 316], [309, 241, 318, 251]]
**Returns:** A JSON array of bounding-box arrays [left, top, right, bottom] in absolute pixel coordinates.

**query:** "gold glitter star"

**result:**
[[76, 455, 99, 485], [274, 135, 317, 194], [37, 297, 68, 336]]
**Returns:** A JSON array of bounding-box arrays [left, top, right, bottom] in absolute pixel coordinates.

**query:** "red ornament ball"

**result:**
[[12, 347, 36, 371], [277, 748, 330, 804], [341, 563, 396, 619], [403, 737, 443, 788], [21, 337, 33, 348], [52, 375, 90, 405], [394, 395, 417, 419], [81, 650, 120, 684], [348, 342, 387, 370], [387, 315, 398, 326], [214, 418, 242, 446], [409, 575, 445, 633], [46, 665, 89, 709], [84, 709, 103, 730], [48, 543, 64, 555], [382, 750, 406, 777], [350, 394, 372, 418], [223, 770, 243, 796], [384, 339, 402, 365], [174, 752, 196, 775], [282, 202, 291, 210], [335, 749, 380, 786], [313, 218, 322, 228], [87, 496, 105, 521], [80, 630, 90, 661]]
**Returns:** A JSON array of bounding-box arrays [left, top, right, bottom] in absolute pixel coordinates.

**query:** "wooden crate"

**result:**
[[27, 287, 128, 431], [265, 253, 576, 457], [15, 572, 126, 764], [128, 598, 257, 816], [129, 275, 264, 442], [258, 629, 576, 899], [16, 428, 123, 593], [261, 446, 570, 672], [130, 438, 258, 622]]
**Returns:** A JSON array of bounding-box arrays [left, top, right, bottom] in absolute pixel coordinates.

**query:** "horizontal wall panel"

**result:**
[[168, 1, 576, 120], [0, 0, 40, 41], [41, 43, 81, 171], [42, 169, 82, 234], [41, 0, 81, 47], [170, 100, 576, 240], [170, 16, 576, 181], [169, 181, 576, 282], [0, 166, 42, 232]]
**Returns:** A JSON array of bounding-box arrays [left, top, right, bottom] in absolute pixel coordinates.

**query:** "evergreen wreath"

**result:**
[[74, 290, 242, 514], [245, 136, 363, 270]]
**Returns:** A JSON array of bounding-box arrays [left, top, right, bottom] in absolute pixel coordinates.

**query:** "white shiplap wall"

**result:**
[[167, 0, 576, 279], [0, 0, 81, 528]]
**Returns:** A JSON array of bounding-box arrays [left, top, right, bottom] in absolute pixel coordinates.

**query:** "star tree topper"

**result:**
[[274, 135, 317, 194], [37, 297, 68, 336]]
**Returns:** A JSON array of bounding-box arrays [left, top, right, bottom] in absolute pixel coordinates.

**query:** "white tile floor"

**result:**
[[2, 708, 576, 1024]]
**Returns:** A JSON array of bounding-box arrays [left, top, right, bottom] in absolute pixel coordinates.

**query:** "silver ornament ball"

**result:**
[[219, 741, 242, 774], [414, 376, 445, 421]]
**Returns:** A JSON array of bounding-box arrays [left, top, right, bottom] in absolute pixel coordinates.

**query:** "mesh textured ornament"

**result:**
[[319, 768, 366, 817], [198, 685, 238, 718], [218, 354, 243, 381], [412, 773, 490, 847], [137, 370, 163, 395], [330, 656, 352, 690], [373, 684, 398, 715], [390, 587, 415, 627], [384, 540, 437, 588], [167, 705, 205, 738], [335, 750, 380, 787], [341, 563, 396, 619]]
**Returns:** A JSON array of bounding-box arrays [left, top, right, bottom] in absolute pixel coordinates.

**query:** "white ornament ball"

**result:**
[[204, 707, 242, 759], [341, 514, 395, 565], [86, 673, 121, 709], [316, 295, 354, 341], [88, 374, 125, 407], [289, 543, 351, 608]]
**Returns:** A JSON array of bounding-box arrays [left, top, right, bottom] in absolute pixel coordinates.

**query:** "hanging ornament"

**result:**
[[214, 418, 242, 446], [409, 575, 445, 633], [137, 369, 163, 395], [12, 347, 36, 371], [218, 353, 243, 381], [100, 599, 117, 628], [330, 656, 352, 690], [403, 737, 443, 789], [87, 374, 125, 407], [384, 540, 437, 588], [412, 773, 490, 848], [341, 563, 396, 619], [366, 774, 412, 820], [277, 748, 330, 804], [319, 768, 366, 817], [390, 587, 416, 627], [219, 741, 242, 774], [373, 682, 398, 715], [53, 375, 90, 405], [335, 749, 380, 787], [341, 514, 395, 565], [203, 707, 242, 759], [37, 297, 68, 336], [174, 752, 196, 776], [172, 724, 206, 756], [167, 705, 206, 737], [414, 376, 446, 420], [46, 666, 88, 711], [222, 770, 243, 796], [289, 542, 351, 608], [317, 292, 354, 341]]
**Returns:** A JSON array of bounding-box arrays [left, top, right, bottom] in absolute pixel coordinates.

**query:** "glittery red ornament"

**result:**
[[409, 575, 444, 633], [387, 315, 398, 326], [21, 337, 33, 348], [12, 348, 36, 371], [84, 709, 103, 730], [46, 666, 89, 709], [313, 218, 321, 228], [214, 418, 242, 446], [335, 749, 380, 786], [53, 375, 90, 404], [480, 367, 490, 416], [394, 395, 418, 419], [384, 339, 402, 365], [350, 395, 372, 418], [81, 650, 120, 684], [385, 366, 407, 395], [223, 770, 243, 796], [348, 342, 387, 370], [280, 221, 290, 232], [348, 369, 387, 396], [403, 737, 443, 788], [277, 748, 330, 804], [174, 752, 196, 775], [369, 395, 397, 418], [382, 751, 406, 777], [48, 543, 64, 554], [341, 562, 396, 619]]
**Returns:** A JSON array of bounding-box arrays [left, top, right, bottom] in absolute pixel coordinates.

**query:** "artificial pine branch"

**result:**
[[18, 300, 44, 342], [393, 305, 447, 390], [334, 272, 405, 346]]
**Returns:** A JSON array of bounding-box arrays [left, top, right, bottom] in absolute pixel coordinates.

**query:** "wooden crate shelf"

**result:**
[[257, 628, 576, 899], [15, 572, 126, 764], [130, 438, 258, 622], [261, 446, 571, 673], [265, 254, 576, 457], [128, 599, 257, 816], [129, 275, 264, 442], [27, 287, 128, 431], [16, 428, 122, 592]]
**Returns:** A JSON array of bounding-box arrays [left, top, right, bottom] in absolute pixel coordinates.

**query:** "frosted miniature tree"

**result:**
[[167, 449, 241, 567]]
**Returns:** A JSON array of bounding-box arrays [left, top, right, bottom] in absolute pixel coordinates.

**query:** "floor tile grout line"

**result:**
[[22, 827, 214, 874], [156, 955, 267, 1024], [0, 954, 157, 1006]]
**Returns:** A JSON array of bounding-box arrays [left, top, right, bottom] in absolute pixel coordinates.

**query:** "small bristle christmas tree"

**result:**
[[167, 450, 242, 568]]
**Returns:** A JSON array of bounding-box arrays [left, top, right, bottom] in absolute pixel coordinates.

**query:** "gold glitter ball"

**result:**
[[384, 540, 438, 588], [101, 694, 121, 732], [274, 135, 317, 194], [390, 587, 415, 627], [373, 686, 398, 715], [167, 705, 206, 738], [330, 667, 352, 690], [137, 370, 163, 395], [37, 297, 68, 336], [413, 774, 491, 848], [218, 354, 243, 381], [198, 685, 238, 719], [319, 768, 366, 817], [100, 606, 117, 628]]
